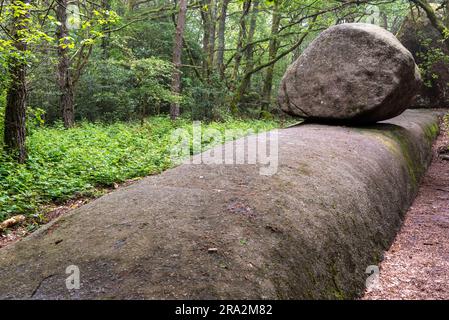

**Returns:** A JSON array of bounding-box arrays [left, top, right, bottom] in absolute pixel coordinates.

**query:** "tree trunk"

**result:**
[[232, 0, 260, 109], [240, 0, 259, 93], [411, 0, 449, 49], [216, 0, 230, 79], [445, 0, 449, 27], [56, 0, 75, 128], [200, 0, 217, 80], [232, 19, 315, 113], [200, 0, 211, 78], [101, 0, 112, 59], [380, 11, 388, 30], [231, 0, 251, 88], [262, 0, 281, 110], [207, 0, 217, 79], [170, 0, 188, 120], [3, 0, 31, 163], [4, 56, 27, 164]]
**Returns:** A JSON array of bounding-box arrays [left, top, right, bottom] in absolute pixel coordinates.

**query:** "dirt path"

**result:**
[[364, 116, 449, 300]]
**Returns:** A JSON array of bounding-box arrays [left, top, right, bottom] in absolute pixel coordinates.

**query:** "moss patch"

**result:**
[[365, 128, 419, 188]]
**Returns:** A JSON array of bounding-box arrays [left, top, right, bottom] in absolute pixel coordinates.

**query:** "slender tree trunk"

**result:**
[[101, 0, 112, 59], [56, 0, 75, 128], [445, 0, 449, 27], [391, 16, 402, 34], [232, 0, 259, 108], [200, 0, 217, 80], [262, 0, 281, 110], [231, 0, 251, 87], [232, 18, 315, 113], [380, 11, 388, 30], [170, 0, 188, 120], [200, 0, 211, 78], [207, 0, 217, 78], [128, 0, 136, 11], [4, 0, 31, 163], [216, 0, 230, 79], [240, 0, 259, 93]]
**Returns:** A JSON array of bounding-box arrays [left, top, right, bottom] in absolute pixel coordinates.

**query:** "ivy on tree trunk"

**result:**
[[3, 0, 31, 163]]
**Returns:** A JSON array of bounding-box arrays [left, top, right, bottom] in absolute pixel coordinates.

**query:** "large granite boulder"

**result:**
[[278, 23, 421, 123], [397, 8, 449, 108], [0, 110, 441, 299]]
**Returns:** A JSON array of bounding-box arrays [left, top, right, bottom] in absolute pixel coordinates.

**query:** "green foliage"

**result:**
[[74, 57, 177, 123], [0, 1, 53, 68], [0, 116, 278, 221], [417, 37, 449, 88], [183, 74, 232, 121], [125, 57, 180, 107], [26, 106, 45, 134], [0, 91, 5, 145]]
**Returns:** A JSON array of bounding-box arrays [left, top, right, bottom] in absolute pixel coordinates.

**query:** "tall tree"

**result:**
[[200, 0, 210, 78], [231, 0, 251, 86], [262, 0, 281, 110], [200, 0, 217, 80], [239, 0, 259, 94], [3, 0, 31, 163], [207, 0, 217, 78], [53, 1, 119, 128], [232, 15, 317, 111], [216, 0, 231, 79], [56, 0, 75, 128], [101, 0, 112, 58], [170, 0, 188, 120], [410, 0, 449, 48]]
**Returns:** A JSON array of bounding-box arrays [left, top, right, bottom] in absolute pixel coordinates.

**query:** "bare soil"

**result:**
[[364, 117, 449, 300]]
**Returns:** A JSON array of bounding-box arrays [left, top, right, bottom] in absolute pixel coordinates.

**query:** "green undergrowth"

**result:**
[[0, 117, 280, 223]]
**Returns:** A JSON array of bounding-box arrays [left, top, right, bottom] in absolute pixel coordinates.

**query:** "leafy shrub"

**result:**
[[183, 74, 232, 121], [417, 36, 449, 88], [75, 57, 178, 123]]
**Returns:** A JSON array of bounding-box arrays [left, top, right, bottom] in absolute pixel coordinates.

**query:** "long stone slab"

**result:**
[[0, 109, 443, 299]]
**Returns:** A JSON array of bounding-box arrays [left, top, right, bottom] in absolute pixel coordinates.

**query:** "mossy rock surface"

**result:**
[[0, 109, 443, 299]]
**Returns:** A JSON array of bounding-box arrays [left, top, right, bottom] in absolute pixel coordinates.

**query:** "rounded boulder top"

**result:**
[[278, 23, 422, 124]]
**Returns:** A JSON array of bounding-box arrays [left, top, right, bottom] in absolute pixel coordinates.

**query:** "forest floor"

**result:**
[[364, 115, 449, 300]]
